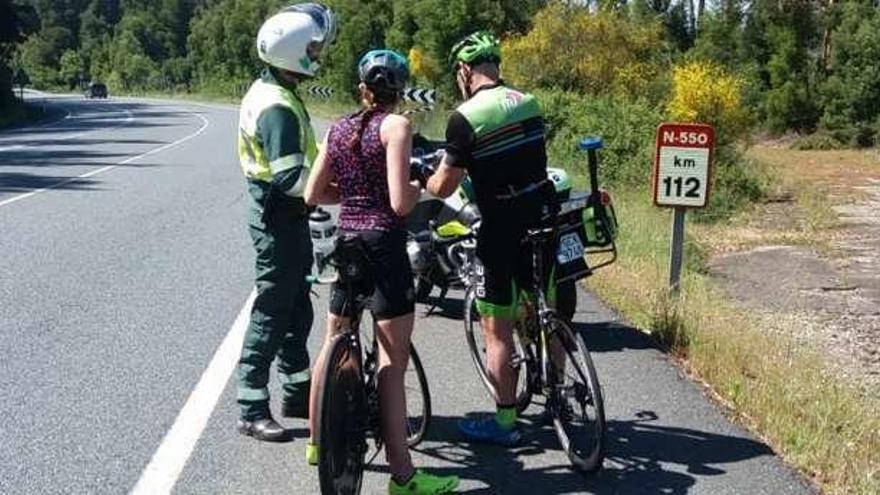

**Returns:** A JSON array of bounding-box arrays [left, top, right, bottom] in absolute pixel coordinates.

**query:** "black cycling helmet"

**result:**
[[357, 49, 410, 96]]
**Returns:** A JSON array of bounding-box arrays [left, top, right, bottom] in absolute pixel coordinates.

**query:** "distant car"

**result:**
[[85, 82, 108, 99]]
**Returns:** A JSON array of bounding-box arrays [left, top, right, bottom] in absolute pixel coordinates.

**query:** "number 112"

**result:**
[[663, 176, 701, 198]]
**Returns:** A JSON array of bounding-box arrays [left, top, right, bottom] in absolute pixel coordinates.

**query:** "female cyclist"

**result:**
[[304, 49, 459, 495]]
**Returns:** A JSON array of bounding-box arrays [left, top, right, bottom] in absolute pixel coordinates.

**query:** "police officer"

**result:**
[[236, 3, 337, 442]]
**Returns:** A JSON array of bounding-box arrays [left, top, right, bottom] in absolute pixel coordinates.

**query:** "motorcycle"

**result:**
[[406, 134, 619, 319], [406, 140, 477, 310]]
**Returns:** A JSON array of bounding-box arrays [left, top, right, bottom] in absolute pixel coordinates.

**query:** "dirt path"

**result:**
[[706, 147, 880, 391]]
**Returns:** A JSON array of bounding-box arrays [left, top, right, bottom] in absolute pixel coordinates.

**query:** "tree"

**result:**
[[20, 25, 75, 87], [314, 0, 393, 96], [819, 2, 880, 146], [1, 0, 39, 107], [503, 2, 669, 100], [187, 0, 285, 94], [748, 0, 821, 132], [58, 48, 84, 88]]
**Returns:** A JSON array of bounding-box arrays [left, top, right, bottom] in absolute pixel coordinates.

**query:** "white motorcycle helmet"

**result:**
[[257, 3, 338, 77]]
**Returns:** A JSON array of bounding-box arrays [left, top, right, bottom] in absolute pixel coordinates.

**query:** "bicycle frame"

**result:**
[[522, 228, 564, 393]]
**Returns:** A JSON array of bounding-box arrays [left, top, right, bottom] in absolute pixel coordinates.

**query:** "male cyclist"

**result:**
[[427, 31, 558, 445], [235, 2, 337, 442]]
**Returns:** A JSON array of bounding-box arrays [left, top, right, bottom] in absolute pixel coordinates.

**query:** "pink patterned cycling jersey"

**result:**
[[326, 110, 404, 232]]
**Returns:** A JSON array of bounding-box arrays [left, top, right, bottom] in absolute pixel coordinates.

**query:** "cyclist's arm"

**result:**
[[381, 114, 419, 216], [427, 110, 471, 198], [304, 133, 340, 205], [427, 158, 466, 198]]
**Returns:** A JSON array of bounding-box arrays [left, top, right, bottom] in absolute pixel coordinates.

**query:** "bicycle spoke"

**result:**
[[546, 316, 606, 472], [464, 287, 534, 413]]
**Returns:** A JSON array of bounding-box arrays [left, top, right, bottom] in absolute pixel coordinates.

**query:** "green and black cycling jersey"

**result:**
[[445, 82, 551, 221], [445, 82, 557, 318]]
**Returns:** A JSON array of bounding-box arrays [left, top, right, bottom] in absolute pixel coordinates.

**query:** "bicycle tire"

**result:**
[[547, 314, 606, 472], [361, 317, 432, 448], [405, 344, 431, 446], [463, 286, 533, 413], [317, 332, 367, 495]]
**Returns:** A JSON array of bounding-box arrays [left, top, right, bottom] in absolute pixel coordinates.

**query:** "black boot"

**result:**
[[237, 416, 289, 442]]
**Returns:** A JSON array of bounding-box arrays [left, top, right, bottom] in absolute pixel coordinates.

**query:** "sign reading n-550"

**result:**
[[653, 123, 715, 208]]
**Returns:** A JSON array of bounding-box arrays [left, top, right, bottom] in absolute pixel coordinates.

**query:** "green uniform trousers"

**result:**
[[237, 180, 314, 420]]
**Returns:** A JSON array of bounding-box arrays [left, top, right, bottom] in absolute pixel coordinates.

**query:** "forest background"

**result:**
[[2, 0, 880, 153], [1, 1, 879, 494]]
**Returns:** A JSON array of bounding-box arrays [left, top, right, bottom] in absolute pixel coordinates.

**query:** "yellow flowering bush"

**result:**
[[502, 2, 667, 99], [408, 47, 440, 84], [666, 61, 749, 143]]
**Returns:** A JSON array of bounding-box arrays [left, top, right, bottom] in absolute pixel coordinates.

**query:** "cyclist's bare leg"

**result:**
[[308, 313, 350, 441], [375, 312, 416, 481], [482, 315, 517, 406]]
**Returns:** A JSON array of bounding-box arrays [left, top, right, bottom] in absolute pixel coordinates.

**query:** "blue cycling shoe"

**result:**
[[457, 416, 522, 446]]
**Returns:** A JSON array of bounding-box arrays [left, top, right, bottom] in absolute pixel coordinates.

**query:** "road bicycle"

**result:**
[[308, 235, 431, 494], [463, 138, 611, 472]]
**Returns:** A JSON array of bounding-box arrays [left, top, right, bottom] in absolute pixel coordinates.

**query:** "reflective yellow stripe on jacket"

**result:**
[[237, 79, 318, 186]]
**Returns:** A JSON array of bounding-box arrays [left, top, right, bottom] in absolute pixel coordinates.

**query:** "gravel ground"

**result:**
[[709, 177, 880, 392]]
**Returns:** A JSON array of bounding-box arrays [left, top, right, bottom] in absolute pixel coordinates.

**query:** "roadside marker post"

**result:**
[[307, 85, 334, 98], [652, 123, 716, 294]]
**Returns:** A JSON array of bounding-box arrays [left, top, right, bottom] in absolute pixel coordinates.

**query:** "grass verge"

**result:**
[[586, 187, 880, 495]]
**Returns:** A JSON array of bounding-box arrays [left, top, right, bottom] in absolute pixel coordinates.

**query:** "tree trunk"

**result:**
[[821, 0, 835, 73]]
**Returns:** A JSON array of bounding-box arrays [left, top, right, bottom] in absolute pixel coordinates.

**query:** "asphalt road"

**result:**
[[0, 94, 817, 495]]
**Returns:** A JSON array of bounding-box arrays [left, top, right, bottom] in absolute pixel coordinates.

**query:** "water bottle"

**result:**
[[309, 207, 337, 283]]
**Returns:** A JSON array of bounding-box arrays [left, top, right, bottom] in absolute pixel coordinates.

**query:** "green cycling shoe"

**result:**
[[305, 442, 318, 466], [389, 470, 459, 494]]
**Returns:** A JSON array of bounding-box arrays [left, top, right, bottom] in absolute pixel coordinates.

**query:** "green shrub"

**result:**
[[533, 88, 765, 219], [698, 148, 768, 220], [534, 89, 662, 189], [790, 133, 845, 151]]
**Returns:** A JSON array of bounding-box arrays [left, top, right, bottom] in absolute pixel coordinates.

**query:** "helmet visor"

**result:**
[[281, 3, 338, 45], [307, 40, 325, 63]]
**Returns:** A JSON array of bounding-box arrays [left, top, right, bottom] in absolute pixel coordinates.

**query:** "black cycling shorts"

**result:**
[[329, 228, 415, 320], [473, 220, 555, 320]]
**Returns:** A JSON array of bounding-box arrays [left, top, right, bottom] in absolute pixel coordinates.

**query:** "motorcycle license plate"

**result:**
[[556, 231, 585, 264]]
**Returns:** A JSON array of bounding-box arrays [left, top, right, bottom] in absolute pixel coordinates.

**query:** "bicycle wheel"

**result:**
[[546, 314, 606, 472], [317, 332, 367, 495], [362, 317, 432, 448], [405, 344, 431, 446], [463, 286, 534, 413]]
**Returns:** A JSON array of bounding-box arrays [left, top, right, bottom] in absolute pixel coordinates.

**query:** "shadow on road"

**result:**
[[573, 320, 658, 354], [0, 172, 102, 193], [405, 293, 778, 493], [0, 101, 207, 139], [376, 410, 774, 494], [416, 294, 658, 355]]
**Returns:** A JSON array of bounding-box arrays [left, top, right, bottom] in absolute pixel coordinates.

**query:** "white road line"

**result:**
[[129, 291, 255, 495], [0, 111, 209, 208]]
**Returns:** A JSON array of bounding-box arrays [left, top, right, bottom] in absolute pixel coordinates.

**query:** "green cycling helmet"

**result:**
[[449, 30, 501, 68]]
